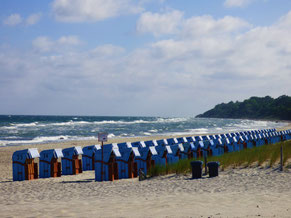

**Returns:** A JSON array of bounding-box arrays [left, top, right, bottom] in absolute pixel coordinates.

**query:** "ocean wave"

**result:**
[[0, 135, 99, 146], [51, 121, 91, 126], [0, 135, 69, 146], [187, 128, 209, 133], [12, 122, 39, 127], [149, 129, 158, 133], [0, 126, 17, 130], [1, 117, 191, 129], [107, 133, 115, 138], [91, 118, 189, 125]]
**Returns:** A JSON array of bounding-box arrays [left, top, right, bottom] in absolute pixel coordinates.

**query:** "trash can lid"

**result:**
[[190, 160, 203, 166], [207, 161, 220, 166]]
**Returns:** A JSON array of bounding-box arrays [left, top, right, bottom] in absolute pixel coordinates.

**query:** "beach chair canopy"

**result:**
[[83, 145, 100, 157], [13, 148, 40, 164], [95, 144, 121, 162], [149, 146, 158, 155], [62, 146, 83, 159], [145, 140, 154, 147], [117, 147, 140, 161], [40, 149, 63, 161]]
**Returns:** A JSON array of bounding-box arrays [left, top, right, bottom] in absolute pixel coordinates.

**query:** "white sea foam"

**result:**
[[12, 122, 39, 127], [187, 128, 209, 133], [107, 133, 115, 138], [90, 117, 189, 125], [0, 135, 99, 146], [4, 117, 191, 129], [149, 129, 158, 133], [51, 121, 91, 126], [0, 126, 17, 130]]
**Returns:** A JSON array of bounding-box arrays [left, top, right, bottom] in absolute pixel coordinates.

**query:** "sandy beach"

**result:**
[[1, 125, 291, 217]]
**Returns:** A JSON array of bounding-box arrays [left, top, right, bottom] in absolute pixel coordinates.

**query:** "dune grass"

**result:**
[[148, 140, 291, 177]]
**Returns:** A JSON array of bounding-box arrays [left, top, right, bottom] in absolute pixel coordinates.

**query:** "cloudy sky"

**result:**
[[1, 0, 291, 117]]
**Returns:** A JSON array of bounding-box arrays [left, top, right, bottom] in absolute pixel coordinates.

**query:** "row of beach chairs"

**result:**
[[12, 128, 291, 182]]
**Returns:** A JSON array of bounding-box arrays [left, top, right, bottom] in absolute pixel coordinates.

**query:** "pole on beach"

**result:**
[[98, 132, 108, 182], [280, 143, 283, 172], [204, 152, 207, 175], [101, 140, 104, 181]]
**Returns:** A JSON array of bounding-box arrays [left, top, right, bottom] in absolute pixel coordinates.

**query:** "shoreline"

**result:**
[[2, 121, 290, 148], [1, 117, 289, 147]]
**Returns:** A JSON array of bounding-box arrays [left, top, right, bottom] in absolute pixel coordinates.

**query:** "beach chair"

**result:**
[[186, 136, 195, 143], [61, 146, 83, 175], [232, 136, 241, 151], [145, 140, 155, 147], [116, 144, 140, 179], [82, 145, 100, 171], [179, 143, 193, 159], [152, 145, 167, 166], [176, 137, 188, 144], [134, 145, 157, 175], [94, 144, 121, 181], [195, 136, 203, 141], [12, 148, 40, 181], [156, 139, 168, 146], [167, 145, 180, 164], [39, 149, 63, 178], [167, 138, 179, 145]]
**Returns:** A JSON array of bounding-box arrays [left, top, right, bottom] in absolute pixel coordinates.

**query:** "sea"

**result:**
[[0, 115, 286, 147]]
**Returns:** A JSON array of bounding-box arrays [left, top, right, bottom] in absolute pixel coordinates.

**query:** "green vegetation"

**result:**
[[196, 95, 291, 120], [148, 140, 291, 177]]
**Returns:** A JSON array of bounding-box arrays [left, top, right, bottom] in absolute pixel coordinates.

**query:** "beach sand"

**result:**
[[1, 125, 291, 217]]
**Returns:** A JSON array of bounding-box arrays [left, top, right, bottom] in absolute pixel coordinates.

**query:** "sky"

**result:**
[[0, 0, 291, 117]]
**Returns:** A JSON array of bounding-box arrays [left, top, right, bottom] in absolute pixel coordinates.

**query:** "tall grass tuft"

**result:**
[[147, 140, 291, 177]]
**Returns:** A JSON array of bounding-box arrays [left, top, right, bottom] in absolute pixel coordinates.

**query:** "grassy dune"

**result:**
[[148, 140, 291, 177]]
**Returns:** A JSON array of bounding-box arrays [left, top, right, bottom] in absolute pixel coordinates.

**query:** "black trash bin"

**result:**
[[207, 162, 219, 177], [190, 161, 203, 179]]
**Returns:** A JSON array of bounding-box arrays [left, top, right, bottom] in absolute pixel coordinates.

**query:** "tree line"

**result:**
[[196, 95, 291, 120]]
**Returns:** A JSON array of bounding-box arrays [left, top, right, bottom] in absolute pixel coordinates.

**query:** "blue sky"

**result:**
[[1, 0, 291, 117]]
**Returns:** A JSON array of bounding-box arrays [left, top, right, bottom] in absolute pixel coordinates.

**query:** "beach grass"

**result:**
[[148, 140, 291, 177]]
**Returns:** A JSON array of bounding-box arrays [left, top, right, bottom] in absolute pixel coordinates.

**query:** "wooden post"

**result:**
[[98, 132, 108, 182], [101, 141, 104, 181], [204, 153, 207, 175], [280, 143, 283, 171]]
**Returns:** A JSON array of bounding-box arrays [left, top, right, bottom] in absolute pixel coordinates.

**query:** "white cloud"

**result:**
[[3, 14, 22, 26], [32, 35, 81, 52], [136, 10, 183, 36], [32, 37, 54, 52], [182, 15, 251, 38], [91, 44, 125, 56], [1, 11, 291, 116], [224, 0, 254, 8], [25, 13, 42, 25], [137, 11, 251, 38], [52, 0, 143, 22], [3, 13, 41, 26], [57, 36, 81, 46]]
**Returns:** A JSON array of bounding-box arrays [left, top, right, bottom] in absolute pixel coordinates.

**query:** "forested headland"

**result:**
[[196, 95, 291, 120]]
